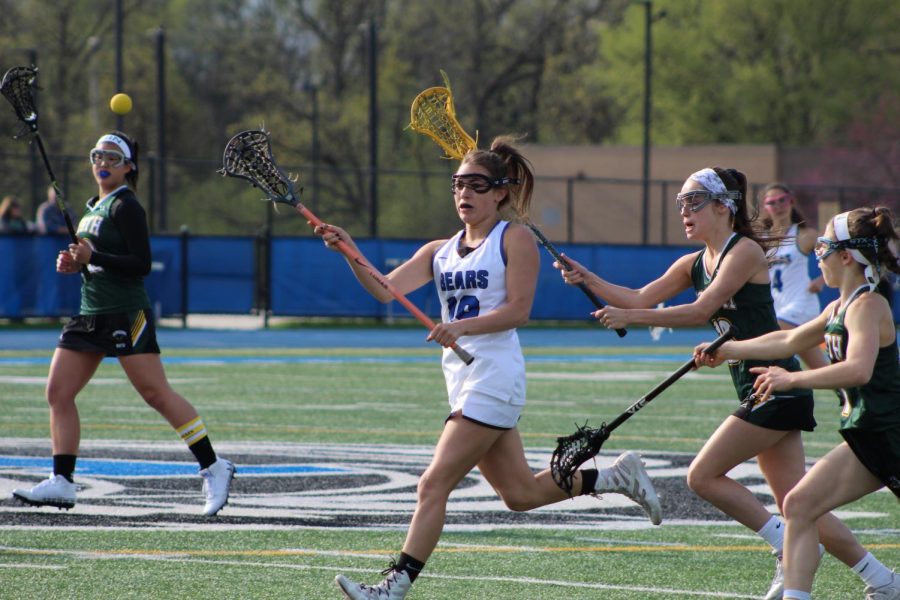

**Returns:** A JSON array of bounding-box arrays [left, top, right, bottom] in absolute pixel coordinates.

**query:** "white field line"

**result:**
[[0, 562, 65, 570], [0, 546, 759, 598]]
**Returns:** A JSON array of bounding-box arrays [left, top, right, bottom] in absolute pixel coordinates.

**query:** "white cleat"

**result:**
[[335, 569, 412, 600], [11, 474, 77, 510], [598, 451, 662, 525], [764, 544, 824, 600], [763, 549, 785, 600], [866, 571, 900, 600], [200, 458, 235, 516]]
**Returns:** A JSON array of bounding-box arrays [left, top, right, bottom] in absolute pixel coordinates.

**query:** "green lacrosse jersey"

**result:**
[[76, 186, 151, 314], [824, 285, 900, 431], [691, 233, 806, 401]]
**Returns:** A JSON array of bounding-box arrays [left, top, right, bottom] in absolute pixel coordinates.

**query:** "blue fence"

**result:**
[[3, 233, 897, 323]]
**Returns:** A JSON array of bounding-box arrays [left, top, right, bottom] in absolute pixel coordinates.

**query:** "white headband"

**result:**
[[689, 168, 738, 214], [833, 211, 879, 290], [95, 134, 132, 160]]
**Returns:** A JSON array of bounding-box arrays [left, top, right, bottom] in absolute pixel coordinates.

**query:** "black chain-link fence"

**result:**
[[2, 151, 898, 243]]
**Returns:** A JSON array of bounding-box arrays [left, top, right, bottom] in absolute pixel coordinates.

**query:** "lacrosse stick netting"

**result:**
[[0, 66, 39, 134], [408, 70, 477, 160]]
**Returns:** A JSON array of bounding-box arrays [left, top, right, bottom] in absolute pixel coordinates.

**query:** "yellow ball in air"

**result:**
[[109, 93, 133, 115]]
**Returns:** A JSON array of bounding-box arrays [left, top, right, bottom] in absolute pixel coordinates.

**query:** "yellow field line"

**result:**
[[5, 543, 899, 559]]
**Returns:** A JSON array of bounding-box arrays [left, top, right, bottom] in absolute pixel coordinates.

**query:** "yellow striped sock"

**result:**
[[176, 416, 208, 446]]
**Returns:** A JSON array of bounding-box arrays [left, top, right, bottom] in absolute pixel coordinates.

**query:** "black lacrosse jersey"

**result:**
[[824, 285, 900, 432], [76, 186, 151, 314], [691, 233, 808, 402]]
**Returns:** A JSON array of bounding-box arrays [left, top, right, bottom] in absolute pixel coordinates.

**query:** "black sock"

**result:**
[[579, 468, 598, 495], [396, 552, 425, 583], [189, 437, 217, 470], [53, 454, 77, 483]]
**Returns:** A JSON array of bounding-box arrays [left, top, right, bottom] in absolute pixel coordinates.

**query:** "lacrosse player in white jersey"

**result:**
[[314, 136, 660, 600], [760, 183, 828, 370]]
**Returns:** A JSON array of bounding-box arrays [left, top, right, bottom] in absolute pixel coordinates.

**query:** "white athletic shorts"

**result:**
[[449, 390, 524, 429], [776, 302, 820, 327]]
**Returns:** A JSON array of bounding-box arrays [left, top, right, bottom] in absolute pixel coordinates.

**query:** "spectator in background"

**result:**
[[760, 183, 829, 370], [0, 195, 34, 233], [36, 185, 75, 235]]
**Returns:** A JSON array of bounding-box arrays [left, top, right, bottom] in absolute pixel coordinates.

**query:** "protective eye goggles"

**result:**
[[675, 190, 741, 213], [814, 236, 879, 262], [89, 149, 128, 168], [763, 193, 792, 207], [451, 174, 518, 194]]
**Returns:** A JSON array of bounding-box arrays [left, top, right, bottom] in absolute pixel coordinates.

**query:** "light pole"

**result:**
[[639, 0, 652, 245], [367, 16, 378, 238], [115, 0, 124, 131], [154, 27, 167, 232], [303, 79, 320, 213], [86, 37, 102, 130], [636, 1, 665, 245]]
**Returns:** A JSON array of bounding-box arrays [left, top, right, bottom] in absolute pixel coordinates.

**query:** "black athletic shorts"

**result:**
[[732, 392, 816, 432], [840, 427, 900, 499], [58, 309, 160, 357]]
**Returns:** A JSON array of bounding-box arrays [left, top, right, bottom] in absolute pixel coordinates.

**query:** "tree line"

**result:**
[[0, 0, 897, 236]]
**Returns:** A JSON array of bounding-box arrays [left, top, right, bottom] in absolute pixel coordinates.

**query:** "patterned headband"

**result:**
[[833, 211, 880, 289], [689, 168, 739, 214]]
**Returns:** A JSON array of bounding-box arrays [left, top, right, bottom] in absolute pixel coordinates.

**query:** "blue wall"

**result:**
[[2, 234, 895, 323]]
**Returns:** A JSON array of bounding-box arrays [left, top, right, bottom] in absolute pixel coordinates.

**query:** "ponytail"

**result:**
[[462, 136, 535, 222]]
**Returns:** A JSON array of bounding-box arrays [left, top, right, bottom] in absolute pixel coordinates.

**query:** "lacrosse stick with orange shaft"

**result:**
[[219, 129, 474, 365]]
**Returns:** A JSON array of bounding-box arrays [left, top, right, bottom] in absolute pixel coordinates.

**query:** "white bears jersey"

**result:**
[[432, 220, 526, 410], [768, 223, 820, 325]]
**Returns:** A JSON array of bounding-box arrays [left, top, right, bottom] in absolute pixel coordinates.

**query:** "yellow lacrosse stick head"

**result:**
[[408, 70, 477, 160]]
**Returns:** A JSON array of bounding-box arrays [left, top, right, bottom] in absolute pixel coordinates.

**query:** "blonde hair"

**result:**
[[0, 195, 22, 218]]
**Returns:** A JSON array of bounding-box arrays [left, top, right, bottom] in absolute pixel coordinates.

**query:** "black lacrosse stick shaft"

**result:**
[[2, 65, 89, 280], [33, 132, 89, 280], [550, 325, 736, 494], [527, 224, 626, 337], [594, 325, 735, 438], [33, 135, 75, 240]]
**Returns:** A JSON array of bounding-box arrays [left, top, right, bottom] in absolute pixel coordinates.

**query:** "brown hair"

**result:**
[[710, 167, 775, 251], [846, 206, 900, 276], [760, 182, 810, 230], [462, 136, 534, 222]]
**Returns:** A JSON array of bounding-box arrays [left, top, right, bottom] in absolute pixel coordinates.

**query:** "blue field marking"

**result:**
[[0, 455, 347, 477], [0, 354, 691, 366], [0, 326, 712, 367], [0, 326, 714, 351]]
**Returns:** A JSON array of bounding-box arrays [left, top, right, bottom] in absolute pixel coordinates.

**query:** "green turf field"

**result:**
[[0, 342, 897, 599]]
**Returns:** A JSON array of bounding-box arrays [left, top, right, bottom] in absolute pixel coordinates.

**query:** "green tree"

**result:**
[[599, 0, 900, 146]]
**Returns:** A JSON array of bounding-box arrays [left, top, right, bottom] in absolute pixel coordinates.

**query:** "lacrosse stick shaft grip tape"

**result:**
[[526, 224, 625, 337], [297, 205, 475, 366]]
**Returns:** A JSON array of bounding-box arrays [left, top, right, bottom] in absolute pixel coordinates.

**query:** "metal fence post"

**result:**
[[179, 225, 189, 328]]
